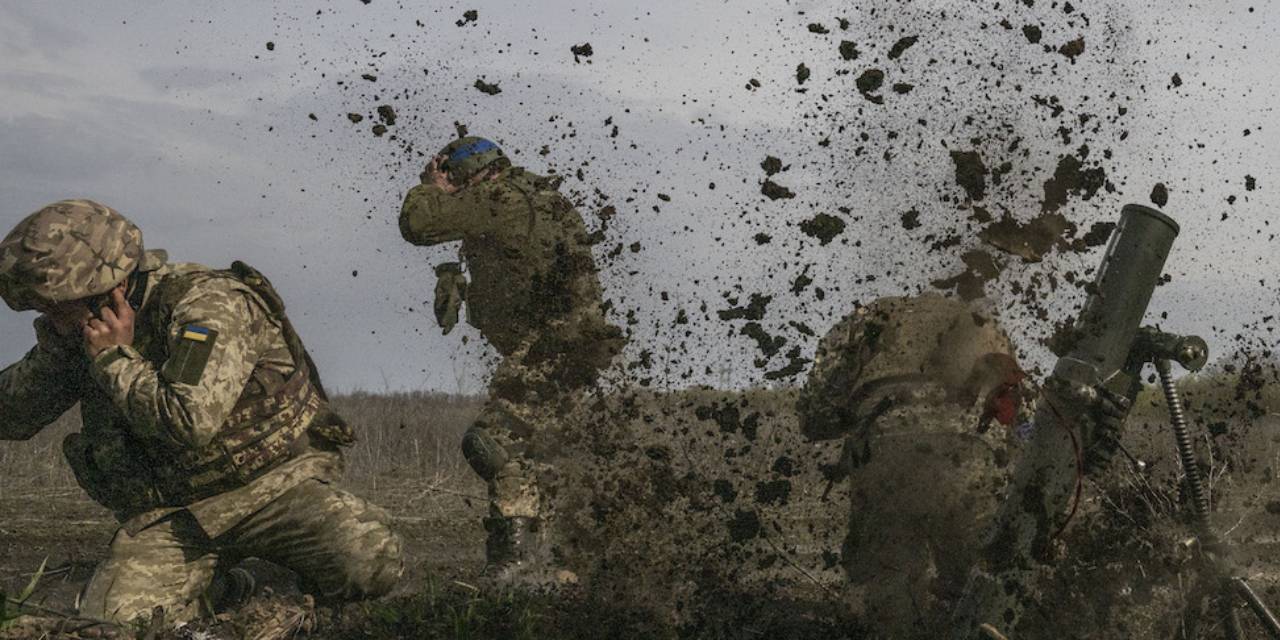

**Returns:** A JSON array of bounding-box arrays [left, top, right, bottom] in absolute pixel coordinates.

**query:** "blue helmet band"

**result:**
[[446, 138, 499, 166]]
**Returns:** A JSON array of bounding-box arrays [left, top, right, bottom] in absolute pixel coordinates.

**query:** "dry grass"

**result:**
[[0, 412, 79, 492], [329, 391, 481, 484], [0, 392, 482, 494], [5, 372, 1280, 639]]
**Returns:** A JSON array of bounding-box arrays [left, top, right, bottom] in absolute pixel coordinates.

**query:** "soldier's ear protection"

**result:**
[[86, 292, 112, 317]]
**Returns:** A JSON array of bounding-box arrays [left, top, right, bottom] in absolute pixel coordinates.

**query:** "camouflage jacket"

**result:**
[[798, 294, 1031, 443], [0, 251, 340, 536], [400, 167, 619, 357]]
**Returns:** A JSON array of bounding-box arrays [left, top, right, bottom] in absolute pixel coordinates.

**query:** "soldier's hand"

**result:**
[[83, 288, 135, 358], [1083, 384, 1132, 471], [421, 155, 459, 194], [1042, 375, 1132, 471]]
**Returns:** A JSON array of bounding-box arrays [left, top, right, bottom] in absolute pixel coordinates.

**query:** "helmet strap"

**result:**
[[125, 268, 149, 311]]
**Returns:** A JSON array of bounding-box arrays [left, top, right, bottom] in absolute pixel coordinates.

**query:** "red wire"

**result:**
[[1042, 394, 1086, 542]]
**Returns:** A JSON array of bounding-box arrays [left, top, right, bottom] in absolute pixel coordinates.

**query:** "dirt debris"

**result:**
[[950, 150, 989, 201], [1042, 149, 1107, 213], [855, 68, 885, 103], [886, 35, 918, 60], [570, 43, 594, 63], [798, 213, 846, 245], [375, 105, 396, 126], [838, 40, 860, 60], [1150, 182, 1169, 207], [795, 63, 811, 85], [473, 78, 502, 95], [761, 179, 795, 200], [1058, 36, 1086, 60]]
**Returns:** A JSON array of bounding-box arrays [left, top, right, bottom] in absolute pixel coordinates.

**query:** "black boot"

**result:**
[[483, 516, 542, 581], [207, 567, 257, 613]]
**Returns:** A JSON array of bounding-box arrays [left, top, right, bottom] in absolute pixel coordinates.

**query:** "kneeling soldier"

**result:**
[[0, 200, 403, 623]]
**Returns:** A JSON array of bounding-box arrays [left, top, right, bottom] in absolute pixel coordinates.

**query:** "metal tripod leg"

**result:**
[[1156, 360, 1280, 639], [1233, 578, 1280, 638]]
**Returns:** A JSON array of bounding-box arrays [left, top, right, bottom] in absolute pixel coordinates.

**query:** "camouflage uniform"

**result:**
[[0, 201, 402, 623], [400, 144, 623, 564], [798, 294, 1030, 637]]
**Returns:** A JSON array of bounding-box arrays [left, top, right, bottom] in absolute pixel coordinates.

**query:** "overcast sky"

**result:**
[[2, 1, 1276, 393]]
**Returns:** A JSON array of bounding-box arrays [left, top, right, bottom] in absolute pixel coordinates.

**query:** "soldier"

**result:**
[[399, 136, 624, 578], [0, 200, 403, 624], [796, 294, 1032, 637]]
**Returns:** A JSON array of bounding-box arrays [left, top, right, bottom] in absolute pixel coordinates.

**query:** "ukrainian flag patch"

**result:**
[[163, 325, 219, 385], [182, 325, 212, 342]]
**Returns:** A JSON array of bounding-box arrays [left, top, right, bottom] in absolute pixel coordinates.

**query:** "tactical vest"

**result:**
[[65, 261, 354, 516]]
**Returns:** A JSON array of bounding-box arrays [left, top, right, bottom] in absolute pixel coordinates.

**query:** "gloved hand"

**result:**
[[1083, 383, 1133, 471], [433, 262, 468, 335], [1042, 374, 1133, 472]]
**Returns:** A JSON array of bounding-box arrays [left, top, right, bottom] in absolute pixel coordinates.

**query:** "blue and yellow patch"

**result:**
[[163, 324, 219, 385], [182, 325, 212, 342]]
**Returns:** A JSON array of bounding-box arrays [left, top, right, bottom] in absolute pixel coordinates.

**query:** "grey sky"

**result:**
[[1, 1, 1277, 392]]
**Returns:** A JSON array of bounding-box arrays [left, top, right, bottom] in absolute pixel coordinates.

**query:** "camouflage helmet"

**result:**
[[798, 294, 1018, 439], [437, 136, 510, 185], [0, 199, 143, 311]]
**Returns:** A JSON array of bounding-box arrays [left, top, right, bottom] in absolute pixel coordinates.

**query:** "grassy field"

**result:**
[[3, 368, 1280, 639]]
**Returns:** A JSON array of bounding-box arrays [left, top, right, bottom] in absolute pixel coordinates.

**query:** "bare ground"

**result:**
[[4, 380, 1280, 639]]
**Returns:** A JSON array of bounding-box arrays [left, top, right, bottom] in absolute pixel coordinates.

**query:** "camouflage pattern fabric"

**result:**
[[400, 167, 618, 356], [0, 251, 331, 527], [474, 321, 619, 518], [79, 478, 403, 624], [0, 199, 143, 311], [0, 250, 401, 621], [798, 294, 1027, 638], [798, 294, 1019, 442], [401, 167, 624, 519]]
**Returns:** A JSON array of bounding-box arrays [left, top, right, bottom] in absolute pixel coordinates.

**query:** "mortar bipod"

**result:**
[[1134, 327, 1280, 639]]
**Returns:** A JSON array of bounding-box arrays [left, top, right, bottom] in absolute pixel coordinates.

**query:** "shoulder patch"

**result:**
[[163, 325, 219, 385]]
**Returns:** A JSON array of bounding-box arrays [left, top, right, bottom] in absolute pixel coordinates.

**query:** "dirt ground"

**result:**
[[0, 393, 491, 639], [4, 382, 1280, 639], [0, 471, 492, 621]]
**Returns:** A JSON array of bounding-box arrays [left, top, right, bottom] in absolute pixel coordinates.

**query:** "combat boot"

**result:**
[[207, 567, 257, 613], [483, 516, 541, 580], [482, 516, 581, 588]]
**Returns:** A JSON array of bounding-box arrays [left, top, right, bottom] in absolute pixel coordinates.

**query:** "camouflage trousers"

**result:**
[[475, 362, 573, 520], [842, 402, 1015, 637], [79, 479, 403, 624], [474, 328, 618, 520]]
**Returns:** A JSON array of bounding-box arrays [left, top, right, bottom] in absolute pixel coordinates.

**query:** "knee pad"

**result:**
[[461, 424, 510, 481], [361, 531, 404, 598]]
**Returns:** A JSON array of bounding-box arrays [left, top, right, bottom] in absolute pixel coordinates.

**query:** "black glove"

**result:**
[[1082, 384, 1132, 472], [1043, 374, 1133, 473]]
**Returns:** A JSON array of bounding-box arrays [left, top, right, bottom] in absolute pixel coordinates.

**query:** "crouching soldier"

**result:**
[[399, 136, 624, 579], [0, 200, 403, 623], [796, 294, 1033, 637]]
